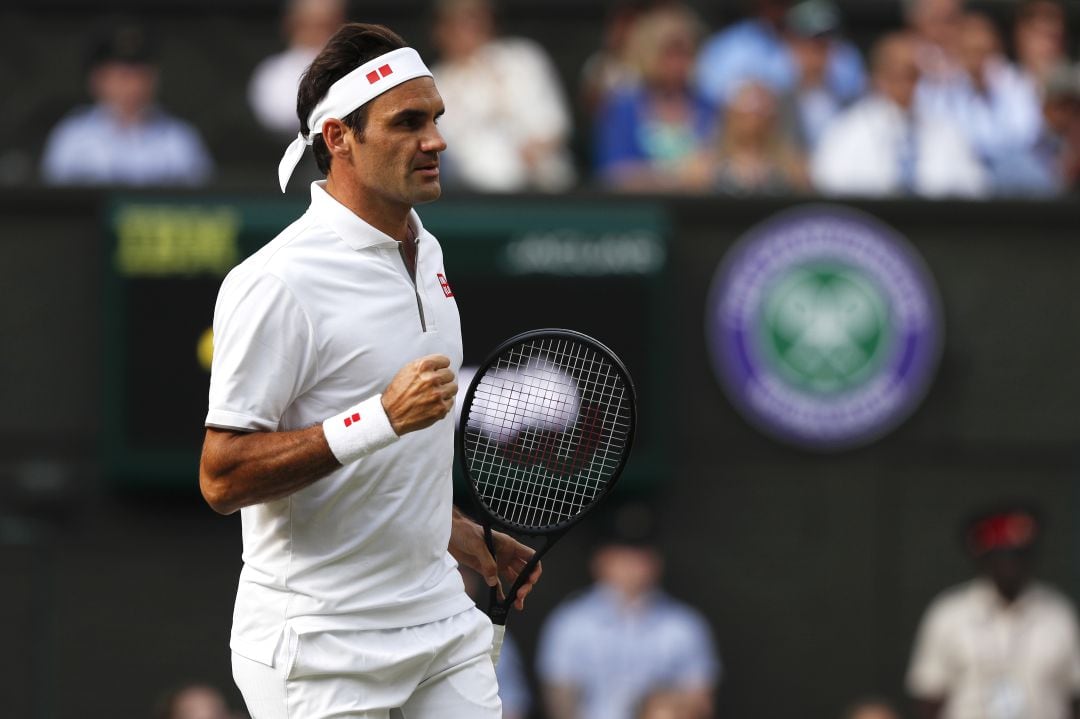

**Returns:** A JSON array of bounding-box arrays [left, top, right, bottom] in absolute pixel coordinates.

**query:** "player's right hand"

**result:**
[[381, 355, 457, 436]]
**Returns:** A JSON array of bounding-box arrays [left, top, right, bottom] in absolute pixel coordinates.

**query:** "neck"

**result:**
[[106, 103, 148, 126], [325, 172, 412, 242]]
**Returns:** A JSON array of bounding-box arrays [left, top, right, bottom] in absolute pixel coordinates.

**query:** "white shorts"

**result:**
[[232, 607, 502, 719]]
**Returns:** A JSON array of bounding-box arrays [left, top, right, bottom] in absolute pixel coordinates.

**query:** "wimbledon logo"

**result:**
[[706, 206, 943, 450]]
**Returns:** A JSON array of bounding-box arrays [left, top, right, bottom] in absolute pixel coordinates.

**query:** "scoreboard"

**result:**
[[102, 195, 671, 492]]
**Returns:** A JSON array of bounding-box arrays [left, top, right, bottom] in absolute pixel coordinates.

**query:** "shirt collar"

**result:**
[[971, 576, 1038, 612], [308, 180, 427, 252]]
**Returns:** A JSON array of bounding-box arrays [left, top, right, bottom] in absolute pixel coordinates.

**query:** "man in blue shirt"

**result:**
[[537, 504, 720, 719], [695, 0, 864, 111], [41, 24, 213, 186]]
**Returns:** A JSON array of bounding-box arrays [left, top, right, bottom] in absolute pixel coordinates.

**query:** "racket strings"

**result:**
[[464, 337, 632, 530]]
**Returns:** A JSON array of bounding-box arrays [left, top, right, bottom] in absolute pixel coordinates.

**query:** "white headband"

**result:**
[[277, 47, 433, 192]]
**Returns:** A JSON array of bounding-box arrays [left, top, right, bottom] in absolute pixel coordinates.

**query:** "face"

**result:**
[[288, 0, 346, 49], [959, 17, 1000, 80], [592, 544, 662, 598], [1017, 3, 1066, 67], [170, 687, 230, 719], [337, 77, 447, 209], [90, 61, 158, 117], [791, 35, 831, 82], [726, 83, 778, 142], [848, 704, 901, 719], [874, 37, 921, 109], [911, 0, 963, 44], [982, 549, 1034, 602], [651, 29, 697, 90], [758, 0, 792, 26], [433, 1, 494, 60]]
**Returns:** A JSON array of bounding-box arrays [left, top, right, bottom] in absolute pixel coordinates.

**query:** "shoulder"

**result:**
[[600, 86, 647, 115], [543, 589, 603, 630], [150, 110, 206, 142], [653, 594, 713, 632], [490, 37, 554, 65], [1027, 582, 1080, 618], [221, 214, 324, 294], [46, 106, 104, 141], [921, 580, 984, 622]]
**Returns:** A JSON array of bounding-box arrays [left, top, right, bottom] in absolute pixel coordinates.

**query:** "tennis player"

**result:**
[[199, 22, 540, 718]]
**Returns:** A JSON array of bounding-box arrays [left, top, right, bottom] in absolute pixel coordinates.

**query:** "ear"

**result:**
[[321, 118, 352, 162]]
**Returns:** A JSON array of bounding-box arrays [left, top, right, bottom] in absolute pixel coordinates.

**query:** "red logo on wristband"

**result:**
[[343, 412, 361, 428]]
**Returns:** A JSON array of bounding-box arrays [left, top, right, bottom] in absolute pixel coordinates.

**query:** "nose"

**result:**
[[422, 122, 447, 154]]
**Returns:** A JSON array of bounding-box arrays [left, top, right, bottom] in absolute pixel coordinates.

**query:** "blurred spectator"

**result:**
[[844, 697, 903, 719], [1014, 0, 1068, 91], [155, 683, 236, 719], [708, 81, 809, 195], [460, 567, 532, 719], [917, 13, 1043, 188], [1003, 64, 1080, 196], [781, 0, 867, 152], [580, 0, 651, 118], [247, 0, 347, 136], [594, 4, 716, 191], [40, 24, 213, 186], [694, 0, 864, 111], [902, 0, 964, 83], [430, 0, 576, 192], [811, 32, 987, 198], [906, 504, 1080, 719], [537, 504, 720, 719]]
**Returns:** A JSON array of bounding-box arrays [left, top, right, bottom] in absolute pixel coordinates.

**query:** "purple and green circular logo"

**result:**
[[706, 205, 943, 450]]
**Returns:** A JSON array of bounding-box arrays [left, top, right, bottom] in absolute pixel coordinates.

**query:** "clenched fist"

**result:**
[[381, 355, 457, 436]]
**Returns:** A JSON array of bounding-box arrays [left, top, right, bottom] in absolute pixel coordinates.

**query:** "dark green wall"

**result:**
[[1, 191, 1078, 719]]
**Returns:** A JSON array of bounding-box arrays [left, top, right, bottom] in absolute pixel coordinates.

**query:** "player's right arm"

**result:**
[[200, 354, 456, 515]]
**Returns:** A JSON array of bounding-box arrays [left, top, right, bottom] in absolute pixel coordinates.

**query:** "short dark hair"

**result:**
[[296, 23, 407, 175]]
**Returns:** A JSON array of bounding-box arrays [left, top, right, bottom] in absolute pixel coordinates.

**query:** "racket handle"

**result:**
[[490, 623, 506, 667]]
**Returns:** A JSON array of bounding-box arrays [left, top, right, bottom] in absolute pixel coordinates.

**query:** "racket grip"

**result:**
[[490, 623, 506, 667]]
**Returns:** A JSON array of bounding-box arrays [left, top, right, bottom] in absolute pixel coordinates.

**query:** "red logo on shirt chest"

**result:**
[[437, 273, 453, 298]]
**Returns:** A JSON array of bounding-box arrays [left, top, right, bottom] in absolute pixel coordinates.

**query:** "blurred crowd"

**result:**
[[157, 502, 1080, 719], [37, 0, 1080, 198]]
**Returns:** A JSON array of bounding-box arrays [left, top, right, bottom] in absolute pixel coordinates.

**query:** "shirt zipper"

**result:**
[[399, 235, 426, 332]]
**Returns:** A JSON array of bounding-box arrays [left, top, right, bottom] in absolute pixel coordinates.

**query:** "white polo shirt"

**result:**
[[907, 578, 1080, 719], [206, 181, 473, 666]]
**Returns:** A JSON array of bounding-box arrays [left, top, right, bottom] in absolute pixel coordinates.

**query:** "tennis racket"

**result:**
[[457, 329, 637, 663]]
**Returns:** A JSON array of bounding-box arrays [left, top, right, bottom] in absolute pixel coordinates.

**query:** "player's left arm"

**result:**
[[449, 506, 542, 610]]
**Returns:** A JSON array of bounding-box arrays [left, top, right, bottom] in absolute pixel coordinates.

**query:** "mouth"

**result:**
[[413, 160, 440, 177]]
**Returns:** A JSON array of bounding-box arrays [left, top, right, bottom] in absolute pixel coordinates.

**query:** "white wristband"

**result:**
[[322, 394, 400, 465]]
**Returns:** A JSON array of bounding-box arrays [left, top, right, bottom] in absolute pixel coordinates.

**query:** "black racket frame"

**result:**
[[456, 328, 637, 625]]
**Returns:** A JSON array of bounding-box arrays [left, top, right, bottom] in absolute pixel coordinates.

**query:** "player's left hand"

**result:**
[[450, 507, 543, 611]]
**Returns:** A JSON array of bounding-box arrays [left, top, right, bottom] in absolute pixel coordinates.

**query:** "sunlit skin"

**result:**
[[322, 76, 446, 242]]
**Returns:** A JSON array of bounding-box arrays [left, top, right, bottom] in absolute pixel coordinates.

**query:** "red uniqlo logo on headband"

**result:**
[[437, 273, 453, 297], [343, 412, 361, 427], [366, 64, 394, 84]]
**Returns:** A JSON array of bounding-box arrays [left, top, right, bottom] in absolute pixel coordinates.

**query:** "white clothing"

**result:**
[[232, 607, 501, 718], [907, 578, 1080, 719], [432, 38, 576, 192], [207, 181, 473, 666], [248, 46, 319, 135], [917, 57, 1043, 163], [811, 95, 988, 198]]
